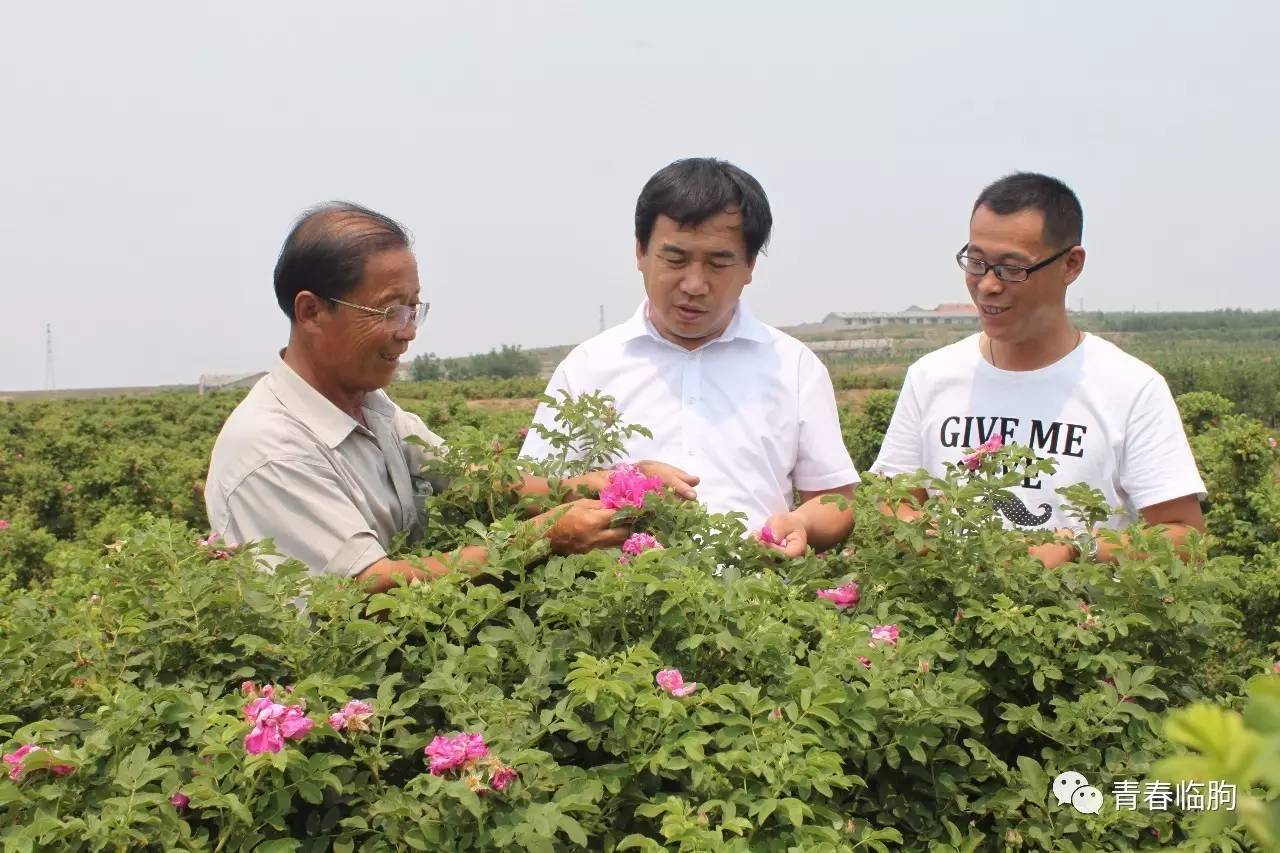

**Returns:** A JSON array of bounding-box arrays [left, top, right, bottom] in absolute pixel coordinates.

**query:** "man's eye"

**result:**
[[710, 262, 733, 271], [662, 255, 686, 267]]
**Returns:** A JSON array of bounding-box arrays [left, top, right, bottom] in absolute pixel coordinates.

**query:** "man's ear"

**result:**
[[1063, 246, 1086, 287], [744, 253, 757, 286], [635, 239, 646, 271], [293, 291, 328, 329]]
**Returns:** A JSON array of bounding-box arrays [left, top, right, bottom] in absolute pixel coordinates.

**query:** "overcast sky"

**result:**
[[2, 1, 1277, 391]]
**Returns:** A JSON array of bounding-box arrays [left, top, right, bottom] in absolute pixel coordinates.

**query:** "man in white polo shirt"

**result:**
[[521, 158, 858, 556], [871, 172, 1205, 567]]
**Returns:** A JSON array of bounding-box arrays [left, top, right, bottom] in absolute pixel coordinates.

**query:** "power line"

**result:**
[[44, 324, 55, 390]]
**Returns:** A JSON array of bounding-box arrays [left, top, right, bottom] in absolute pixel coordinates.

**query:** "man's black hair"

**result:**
[[273, 202, 412, 321], [635, 158, 773, 260], [972, 172, 1084, 249]]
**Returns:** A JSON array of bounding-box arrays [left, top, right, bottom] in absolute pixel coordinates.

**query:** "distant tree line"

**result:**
[[1081, 309, 1280, 333], [409, 345, 542, 381]]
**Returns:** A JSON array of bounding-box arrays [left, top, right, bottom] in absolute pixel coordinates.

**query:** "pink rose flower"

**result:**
[[489, 764, 518, 791], [0, 520, 9, 531], [241, 680, 257, 696], [1273, 660, 1280, 675], [329, 699, 375, 732], [758, 525, 782, 546], [279, 706, 314, 740], [619, 532, 663, 565], [3, 744, 39, 780], [517, 427, 529, 441], [170, 791, 190, 810], [655, 668, 698, 697], [64, 483, 74, 493], [244, 723, 284, 755], [816, 581, 860, 609], [242, 696, 312, 754], [962, 434, 1004, 471], [599, 463, 664, 509], [424, 732, 489, 776], [857, 656, 872, 669], [870, 624, 900, 646], [919, 659, 931, 673], [4, 744, 73, 780]]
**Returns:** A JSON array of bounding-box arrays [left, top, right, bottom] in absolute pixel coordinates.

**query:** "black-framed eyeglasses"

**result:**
[[955, 244, 1074, 283], [329, 298, 430, 330]]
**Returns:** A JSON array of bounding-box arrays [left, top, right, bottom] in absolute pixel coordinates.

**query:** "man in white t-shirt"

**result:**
[[871, 172, 1205, 568], [521, 158, 858, 556]]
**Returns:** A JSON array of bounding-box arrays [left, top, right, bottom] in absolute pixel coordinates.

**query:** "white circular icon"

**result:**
[[1071, 785, 1104, 815], [1051, 770, 1090, 806]]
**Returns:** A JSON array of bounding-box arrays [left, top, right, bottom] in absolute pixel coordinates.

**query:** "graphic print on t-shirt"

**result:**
[[942, 414, 1090, 529]]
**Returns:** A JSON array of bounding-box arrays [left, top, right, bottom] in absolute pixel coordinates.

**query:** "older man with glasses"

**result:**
[[206, 202, 685, 593], [871, 173, 1205, 567]]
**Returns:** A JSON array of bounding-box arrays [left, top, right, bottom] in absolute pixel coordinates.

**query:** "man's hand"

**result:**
[[635, 461, 700, 501], [761, 511, 808, 558], [1029, 529, 1078, 569], [537, 499, 630, 555]]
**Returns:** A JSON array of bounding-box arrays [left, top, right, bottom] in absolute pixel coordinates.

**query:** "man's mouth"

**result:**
[[981, 305, 1010, 316], [381, 353, 403, 364], [675, 305, 706, 321]]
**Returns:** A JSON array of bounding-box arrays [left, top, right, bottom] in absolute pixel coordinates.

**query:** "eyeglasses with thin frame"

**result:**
[[328, 298, 430, 330], [955, 244, 1075, 283]]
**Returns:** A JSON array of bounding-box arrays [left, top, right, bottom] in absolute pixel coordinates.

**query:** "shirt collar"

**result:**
[[267, 352, 392, 449], [621, 299, 771, 348]]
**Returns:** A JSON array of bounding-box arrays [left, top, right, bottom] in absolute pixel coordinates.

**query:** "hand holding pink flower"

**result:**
[[599, 463, 665, 510]]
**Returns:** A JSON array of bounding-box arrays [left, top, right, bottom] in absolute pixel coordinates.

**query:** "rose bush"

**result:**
[[1, 387, 1271, 851]]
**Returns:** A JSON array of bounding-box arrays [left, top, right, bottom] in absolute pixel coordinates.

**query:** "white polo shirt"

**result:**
[[519, 300, 858, 529]]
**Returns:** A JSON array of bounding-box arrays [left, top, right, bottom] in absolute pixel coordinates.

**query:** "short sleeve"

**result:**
[[869, 366, 924, 477], [1119, 376, 1207, 510], [519, 355, 579, 461], [222, 460, 387, 577], [792, 352, 859, 492]]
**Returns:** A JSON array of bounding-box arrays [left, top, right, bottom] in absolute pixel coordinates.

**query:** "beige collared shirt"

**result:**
[[204, 354, 443, 576]]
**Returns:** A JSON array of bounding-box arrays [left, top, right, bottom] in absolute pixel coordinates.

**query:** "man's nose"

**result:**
[[975, 269, 1005, 297], [680, 263, 710, 296], [395, 321, 417, 343]]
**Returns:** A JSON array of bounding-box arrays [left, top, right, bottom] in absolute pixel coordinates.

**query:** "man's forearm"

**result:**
[[1096, 523, 1198, 563], [794, 495, 855, 551], [354, 546, 489, 594]]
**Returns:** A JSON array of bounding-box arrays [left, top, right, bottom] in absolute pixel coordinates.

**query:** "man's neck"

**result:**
[[646, 303, 734, 352], [281, 345, 367, 421], [986, 319, 1082, 372]]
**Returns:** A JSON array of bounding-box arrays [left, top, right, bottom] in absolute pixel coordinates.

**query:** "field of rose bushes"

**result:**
[[1, 374, 1279, 851]]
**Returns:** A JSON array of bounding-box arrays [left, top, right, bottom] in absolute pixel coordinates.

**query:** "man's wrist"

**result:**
[[1062, 528, 1098, 562]]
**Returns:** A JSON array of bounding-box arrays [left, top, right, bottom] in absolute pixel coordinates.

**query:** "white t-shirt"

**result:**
[[870, 333, 1205, 531], [520, 300, 858, 530]]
